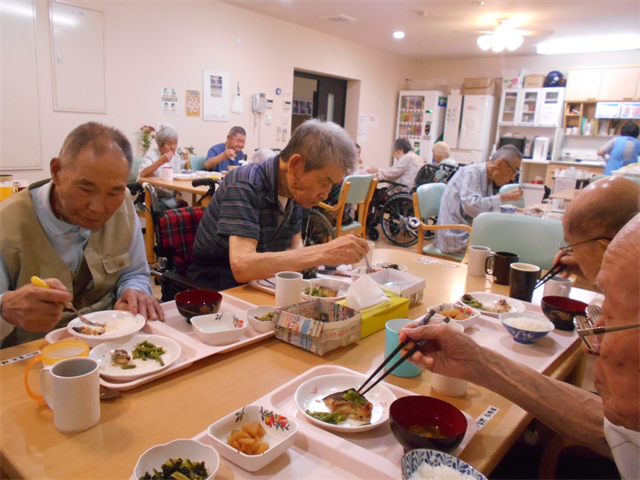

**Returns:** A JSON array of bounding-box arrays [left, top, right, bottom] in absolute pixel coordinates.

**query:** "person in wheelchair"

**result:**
[[436, 145, 524, 255], [0, 122, 164, 347], [188, 120, 370, 291], [138, 126, 188, 211], [367, 138, 423, 192]]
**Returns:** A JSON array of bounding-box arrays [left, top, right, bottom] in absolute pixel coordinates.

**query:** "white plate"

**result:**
[[89, 334, 181, 381], [301, 278, 350, 302], [67, 311, 146, 347], [294, 373, 396, 433], [173, 173, 198, 180], [459, 292, 526, 317]]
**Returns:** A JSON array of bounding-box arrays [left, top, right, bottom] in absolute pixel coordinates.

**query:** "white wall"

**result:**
[[3, 0, 418, 181]]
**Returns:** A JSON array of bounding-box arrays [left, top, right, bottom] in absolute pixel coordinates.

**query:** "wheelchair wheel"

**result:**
[[302, 209, 336, 247], [367, 227, 379, 241], [381, 194, 420, 247]]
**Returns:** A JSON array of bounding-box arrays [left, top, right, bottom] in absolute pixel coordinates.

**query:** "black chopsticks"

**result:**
[[356, 310, 436, 396], [534, 261, 567, 290]]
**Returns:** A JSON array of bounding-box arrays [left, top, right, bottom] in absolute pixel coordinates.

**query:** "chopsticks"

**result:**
[[534, 261, 567, 290], [357, 310, 436, 396]]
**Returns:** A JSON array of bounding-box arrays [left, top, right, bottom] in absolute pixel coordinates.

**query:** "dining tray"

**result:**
[[172, 365, 478, 480], [45, 294, 272, 391]]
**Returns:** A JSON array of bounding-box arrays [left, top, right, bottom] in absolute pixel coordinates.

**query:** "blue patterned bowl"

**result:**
[[401, 449, 487, 480], [499, 312, 554, 345]]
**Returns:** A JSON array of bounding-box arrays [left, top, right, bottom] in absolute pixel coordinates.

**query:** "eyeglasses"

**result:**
[[559, 237, 611, 254], [573, 315, 640, 354], [503, 161, 518, 177]]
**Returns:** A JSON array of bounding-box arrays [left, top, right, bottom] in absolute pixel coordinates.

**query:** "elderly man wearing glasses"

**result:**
[[552, 176, 640, 282], [401, 214, 640, 479], [436, 145, 524, 255]]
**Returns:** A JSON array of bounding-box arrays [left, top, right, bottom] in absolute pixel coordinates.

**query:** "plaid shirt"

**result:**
[[189, 155, 301, 290], [435, 163, 501, 255]]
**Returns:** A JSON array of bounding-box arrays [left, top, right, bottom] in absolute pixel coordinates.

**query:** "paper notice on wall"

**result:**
[[203, 70, 229, 122], [162, 87, 178, 115], [357, 114, 369, 141], [186, 90, 201, 117], [368, 114, 379, 128]]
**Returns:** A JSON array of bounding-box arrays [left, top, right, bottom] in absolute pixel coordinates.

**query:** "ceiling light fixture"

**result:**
[[477, 18, 524, 52], [537, 34, 640, 55], [393, 31, 405, 39]]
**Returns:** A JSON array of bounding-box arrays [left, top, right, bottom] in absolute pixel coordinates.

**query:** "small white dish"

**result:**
[[350, 263, 408, 281], [294, 373, 396, 433], [134, 439, 219, 480], [246, 306, 276, 333], [427, 302, 481, 330], [67, 310, 145, 347], [207, 404, 298, 472], [301, 278, 350, 302], [89, 334, 181, 381], [191, 312, 247, 346], [459, 292, 526, 317]]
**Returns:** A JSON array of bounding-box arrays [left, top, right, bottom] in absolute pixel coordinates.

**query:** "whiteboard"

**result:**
[[0, 0, 42, 170], [50, 1, 106, 113]]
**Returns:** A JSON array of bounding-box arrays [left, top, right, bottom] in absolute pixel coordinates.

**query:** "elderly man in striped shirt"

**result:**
[[189, 120, 369, 291]]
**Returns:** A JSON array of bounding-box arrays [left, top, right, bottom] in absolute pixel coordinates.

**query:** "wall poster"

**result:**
[[203, 70, 229, 121], [186, 90, 201, 117]]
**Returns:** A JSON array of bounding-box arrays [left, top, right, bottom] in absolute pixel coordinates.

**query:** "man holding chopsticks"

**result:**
[[400, 214, 640, 480]]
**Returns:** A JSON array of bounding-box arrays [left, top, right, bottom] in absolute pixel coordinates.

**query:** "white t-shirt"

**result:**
[[604, 417, 640, 480]]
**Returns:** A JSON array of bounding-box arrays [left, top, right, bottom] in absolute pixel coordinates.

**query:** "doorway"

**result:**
[[292, 71, 348, 132]]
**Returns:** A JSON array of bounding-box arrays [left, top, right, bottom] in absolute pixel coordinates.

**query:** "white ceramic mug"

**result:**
[[551, 198, 564, 210], [467, 245, 491, 277], [543, 276, 573, 297], [41, 357, 100, 433], [163, 166, 174, 182], [275, 271, 303, 307], [431, 322, 469, 397]]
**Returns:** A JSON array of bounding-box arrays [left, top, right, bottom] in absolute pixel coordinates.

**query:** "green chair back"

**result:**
[[130, 157, 143, 182], [189, 156, 208, 171], [499, 183, 525, 208], [469, 212, 563, 270], [342, 174, 374, 204], [416, 183, 446, 219]]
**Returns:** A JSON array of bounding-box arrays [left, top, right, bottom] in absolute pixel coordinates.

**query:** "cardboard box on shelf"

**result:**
[[463, 77, 496, 95], [524, 74, 546, 88]]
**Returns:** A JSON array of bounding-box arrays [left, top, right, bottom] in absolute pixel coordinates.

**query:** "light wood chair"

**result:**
[[317, 174, 378, 238], [412, 183, 471, 262]]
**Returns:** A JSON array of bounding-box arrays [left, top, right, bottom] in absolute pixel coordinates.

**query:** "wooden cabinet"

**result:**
[[565, 68, 602, 101], [598, 66, 640, 101]]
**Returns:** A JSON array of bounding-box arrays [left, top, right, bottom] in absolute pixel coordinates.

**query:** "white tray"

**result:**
[[129, 365, 477, 479], [46, 294, 272, 391], [249, 272, 355, 296]]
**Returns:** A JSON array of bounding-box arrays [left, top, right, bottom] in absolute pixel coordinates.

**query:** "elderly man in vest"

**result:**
[[0, 122, 164, 348]]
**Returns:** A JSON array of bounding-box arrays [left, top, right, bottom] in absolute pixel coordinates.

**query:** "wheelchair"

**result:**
[[366, 163, 459, 247], [128, 178, 220, 301]]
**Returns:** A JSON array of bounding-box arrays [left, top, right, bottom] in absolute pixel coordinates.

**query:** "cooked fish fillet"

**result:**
[[322, 389, 373, 422]]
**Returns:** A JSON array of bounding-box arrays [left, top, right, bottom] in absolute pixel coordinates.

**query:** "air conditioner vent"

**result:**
[[322, 14, 356, 23]]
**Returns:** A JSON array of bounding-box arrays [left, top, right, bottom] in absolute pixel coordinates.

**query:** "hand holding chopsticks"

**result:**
[[534, 261, 567, 290], [357, 310, 437, 396]]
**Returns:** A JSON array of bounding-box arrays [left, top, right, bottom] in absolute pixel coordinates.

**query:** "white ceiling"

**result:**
[[219, 0, 640, 60]]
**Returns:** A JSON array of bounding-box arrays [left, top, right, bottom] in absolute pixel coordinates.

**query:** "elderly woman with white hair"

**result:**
[[138, 126, 186, 210]]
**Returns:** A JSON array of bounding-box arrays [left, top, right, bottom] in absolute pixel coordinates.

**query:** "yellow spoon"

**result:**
[[30, 276, 104, 327]]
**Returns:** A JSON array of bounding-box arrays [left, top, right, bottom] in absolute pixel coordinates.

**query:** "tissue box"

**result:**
[[368, 270, 426, 308], [337, 295, 410, 339], [273, 300, 361, 356]]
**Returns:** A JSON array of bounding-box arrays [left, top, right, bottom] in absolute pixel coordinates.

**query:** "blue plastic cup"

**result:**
[[384, 319, 422, 378]]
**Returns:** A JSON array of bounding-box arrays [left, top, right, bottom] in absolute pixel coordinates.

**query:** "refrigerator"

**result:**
[[443, 94, 494, 164], [395, 90, 447, 162]]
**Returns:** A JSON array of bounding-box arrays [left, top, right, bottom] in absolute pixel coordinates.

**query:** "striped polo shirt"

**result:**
[[188, 155, 302, 290]]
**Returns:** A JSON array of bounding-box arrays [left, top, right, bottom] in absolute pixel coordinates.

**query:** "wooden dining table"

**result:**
[[137, 175, 221, 263], [0, 249, 597, 480]]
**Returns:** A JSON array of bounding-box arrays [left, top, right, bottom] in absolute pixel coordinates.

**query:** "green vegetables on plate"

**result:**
[[461, 294, 483, 310], [139, 457, 208, 480]]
